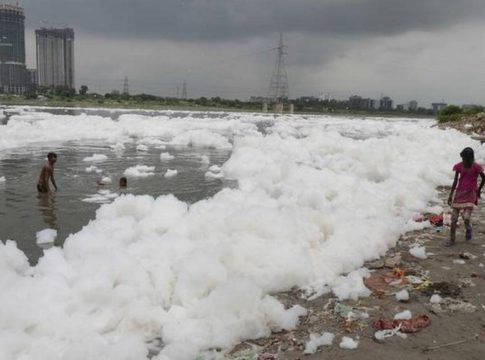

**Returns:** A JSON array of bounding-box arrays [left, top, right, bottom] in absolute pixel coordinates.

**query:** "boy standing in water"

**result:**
[[37, 152, 58, 193], [447, 147, 485, 246]]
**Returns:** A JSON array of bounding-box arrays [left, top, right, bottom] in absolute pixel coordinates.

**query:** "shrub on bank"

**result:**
[[437, 105, 463, 123]]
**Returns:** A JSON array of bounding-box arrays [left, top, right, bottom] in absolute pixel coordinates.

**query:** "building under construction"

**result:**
[[0, 3, 28, 93], [36, 27, 75, 88]]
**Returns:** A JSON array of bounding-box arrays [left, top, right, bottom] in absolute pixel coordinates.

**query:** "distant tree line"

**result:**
[[9, 85, 468, 117]]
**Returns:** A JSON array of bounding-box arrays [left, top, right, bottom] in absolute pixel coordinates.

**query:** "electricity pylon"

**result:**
[[267, 33, 289, 104]]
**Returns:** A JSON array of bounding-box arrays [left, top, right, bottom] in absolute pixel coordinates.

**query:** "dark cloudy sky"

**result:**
[[20, 0, 485, 106]]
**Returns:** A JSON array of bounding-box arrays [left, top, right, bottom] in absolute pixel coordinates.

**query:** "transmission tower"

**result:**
[[122, 76, 129, 95], [181, 80, 187, 99], [267, 33, 289, 104]]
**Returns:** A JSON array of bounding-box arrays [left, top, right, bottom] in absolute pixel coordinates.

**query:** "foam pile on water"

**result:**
[[124, 165, 155, 178], [0, 110, 481, 359], [83, 153, 108, 162]]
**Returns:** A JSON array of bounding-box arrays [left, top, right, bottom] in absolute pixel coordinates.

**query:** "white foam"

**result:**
[[82, 189, 119, 204], [409, 246, 427, 259], [304, 332, 334, 354], [101, 176, 112, 184], [110, 142, 126, 152], [124, 165, 155, 178], [160, 152, 174, 161], [35, 229, 57, 245], [209, 165, 222, 173], [85, 165, 102, 173], [136, 144, 149, 152], [205, 171, 224, 179], [164, 169, 178, 178], [339, 336, 359, 349], [83, 154, 108, 162], [199, 155, 210, 165]]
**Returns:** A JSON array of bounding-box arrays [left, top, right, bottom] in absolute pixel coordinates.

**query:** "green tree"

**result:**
[[79, 85, 88, 95]]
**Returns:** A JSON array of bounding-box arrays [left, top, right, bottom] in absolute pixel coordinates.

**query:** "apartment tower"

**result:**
[[36, 27, 75, 88], [0, 3, 27, 93]]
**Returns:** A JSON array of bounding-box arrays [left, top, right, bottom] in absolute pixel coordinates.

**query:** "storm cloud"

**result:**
[[20, 0, 485, 106], [23, 0, 485, 41]]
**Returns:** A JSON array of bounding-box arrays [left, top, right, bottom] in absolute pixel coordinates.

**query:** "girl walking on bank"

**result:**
[[447, 147, 485, 246]]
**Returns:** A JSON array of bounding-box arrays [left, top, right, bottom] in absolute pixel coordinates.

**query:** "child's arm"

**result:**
[[50, 168, 58, 191], [478, 172, 485, 198], [448, 172, 459, 205]]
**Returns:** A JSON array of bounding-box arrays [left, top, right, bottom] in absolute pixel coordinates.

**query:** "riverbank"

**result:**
[[0, 96, 434, 118], [217, 188, 485, 360], [438, 113, 485, 136]]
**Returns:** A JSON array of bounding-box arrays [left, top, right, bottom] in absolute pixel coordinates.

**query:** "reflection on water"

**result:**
[[37, 193, 58, 231]]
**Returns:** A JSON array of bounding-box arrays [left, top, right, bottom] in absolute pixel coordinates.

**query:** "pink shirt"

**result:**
[[453, 162, 484, 192]]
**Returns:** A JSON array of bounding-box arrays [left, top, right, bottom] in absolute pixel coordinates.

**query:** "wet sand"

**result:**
[[224, 188, 485, 360]]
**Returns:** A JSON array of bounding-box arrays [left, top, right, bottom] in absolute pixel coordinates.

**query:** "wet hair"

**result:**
[[119, 177, 127, 187], [47, 152, 57, 160], [460, 147, 474, 167]]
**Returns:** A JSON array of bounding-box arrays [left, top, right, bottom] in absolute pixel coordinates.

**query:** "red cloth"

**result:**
[[373, 314, 431, 333]]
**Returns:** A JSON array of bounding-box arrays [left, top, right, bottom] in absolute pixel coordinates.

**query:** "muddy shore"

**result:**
[[221, 188, 485, 360]]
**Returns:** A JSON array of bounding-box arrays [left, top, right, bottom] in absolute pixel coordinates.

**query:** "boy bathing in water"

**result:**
[[37, 152, 58, 193], [446, 147, 485, 246]]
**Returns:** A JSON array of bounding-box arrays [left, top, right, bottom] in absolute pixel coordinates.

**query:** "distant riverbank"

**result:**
[[0, 95, 434, 119]]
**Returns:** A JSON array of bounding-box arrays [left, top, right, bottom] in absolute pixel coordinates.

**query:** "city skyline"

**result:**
[[10, 1, 485, 106]]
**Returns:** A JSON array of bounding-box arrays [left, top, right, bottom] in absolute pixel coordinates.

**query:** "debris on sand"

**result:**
[[364, 269, 406, 296], [430, 298, 477, 313], [420, 281, 461, 297], [373, 314, 431, 333]]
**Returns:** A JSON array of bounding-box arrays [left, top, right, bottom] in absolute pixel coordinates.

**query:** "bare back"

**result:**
[[37, 164, 53, 193]]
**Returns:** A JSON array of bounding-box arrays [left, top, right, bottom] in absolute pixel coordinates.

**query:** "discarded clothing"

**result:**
[[364, 269, 406, 296], [428, 214, 443, 226], [373, 314, 431, 333]]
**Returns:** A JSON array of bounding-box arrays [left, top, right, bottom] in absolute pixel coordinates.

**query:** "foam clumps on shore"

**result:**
[[304, 332, 334, 354], [409, 245, 428, 259], [339, 336, 359, 350], [0, 110, 480, 359]]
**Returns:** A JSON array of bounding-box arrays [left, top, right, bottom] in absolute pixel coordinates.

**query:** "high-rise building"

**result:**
[[0, 3, 28, 93], [36, 28, 75, 88], [379, 96, 393, 110]]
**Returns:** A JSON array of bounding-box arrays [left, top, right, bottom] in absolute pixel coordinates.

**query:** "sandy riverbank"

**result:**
[[219, 188, 485, 360]]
